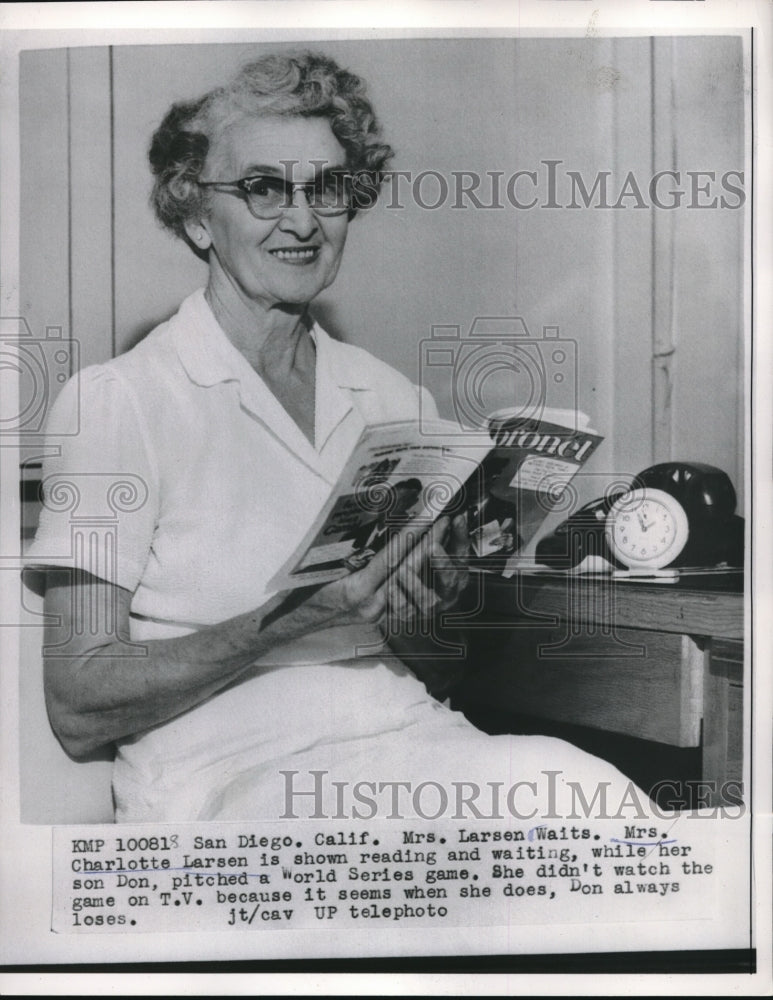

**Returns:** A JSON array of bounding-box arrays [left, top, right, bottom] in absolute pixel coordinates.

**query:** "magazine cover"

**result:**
[[467, 408, 602, 565]]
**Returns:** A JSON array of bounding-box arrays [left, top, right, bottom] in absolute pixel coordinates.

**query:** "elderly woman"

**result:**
[[29, 51, 639, 822]]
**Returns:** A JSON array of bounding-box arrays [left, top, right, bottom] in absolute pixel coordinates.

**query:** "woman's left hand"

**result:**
[[378, 514, 472, 698]]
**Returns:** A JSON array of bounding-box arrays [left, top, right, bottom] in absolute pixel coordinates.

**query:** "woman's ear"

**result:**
[[183, 219, 212, 250]]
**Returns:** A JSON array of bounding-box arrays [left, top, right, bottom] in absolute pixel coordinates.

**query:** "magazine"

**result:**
[[268, 410, 603, 590]]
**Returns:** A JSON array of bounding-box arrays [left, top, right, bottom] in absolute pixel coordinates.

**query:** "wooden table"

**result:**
[[451, 571, 745, 806]]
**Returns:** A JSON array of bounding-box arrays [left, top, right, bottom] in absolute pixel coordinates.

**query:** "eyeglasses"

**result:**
[[197, 171, 353, 219]]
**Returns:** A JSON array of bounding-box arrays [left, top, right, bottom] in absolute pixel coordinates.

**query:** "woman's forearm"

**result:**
[[44, 518, 461, 758], [44, 579, 352, 758]]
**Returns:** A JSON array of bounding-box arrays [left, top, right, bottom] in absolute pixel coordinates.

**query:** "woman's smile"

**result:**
[[267, 245, 321, 263]]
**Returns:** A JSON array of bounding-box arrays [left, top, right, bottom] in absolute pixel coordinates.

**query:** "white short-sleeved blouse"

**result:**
[[27, 290, 639, 822]]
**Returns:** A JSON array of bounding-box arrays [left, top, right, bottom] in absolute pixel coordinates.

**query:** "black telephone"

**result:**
[[535, 462, 744, 571]]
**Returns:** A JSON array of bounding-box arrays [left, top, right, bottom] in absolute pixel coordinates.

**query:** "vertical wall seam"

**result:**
[[610, 37, 619, 473], [665, 39, 678, 463], [109, 46, 116, 360], [748, 32, 754, 947], [650, 37, 677, 463], [747, 29, 754, 523], [649, 37, 656, 462], [66, 49, 73, 375]]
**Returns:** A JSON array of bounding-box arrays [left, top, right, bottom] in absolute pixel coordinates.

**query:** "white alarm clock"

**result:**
[[604, 487, 690, 570]]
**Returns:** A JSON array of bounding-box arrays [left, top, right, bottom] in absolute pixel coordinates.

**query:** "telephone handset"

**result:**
[[535, 462, 744, 571]]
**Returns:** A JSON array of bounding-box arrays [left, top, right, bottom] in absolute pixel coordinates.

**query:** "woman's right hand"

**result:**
[[303, 515, 465, 629]]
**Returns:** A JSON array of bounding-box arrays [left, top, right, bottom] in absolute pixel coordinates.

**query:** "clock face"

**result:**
[[605, 487, 690, 569]]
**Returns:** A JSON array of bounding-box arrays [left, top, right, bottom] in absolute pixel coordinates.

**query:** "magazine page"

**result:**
[[269, 420, 493, 589]]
